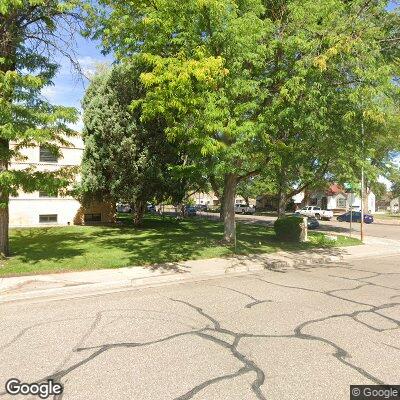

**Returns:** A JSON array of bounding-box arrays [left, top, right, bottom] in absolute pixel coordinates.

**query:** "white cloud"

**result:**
[[41, 86, 58, 102], [77, 56, 111, 79]]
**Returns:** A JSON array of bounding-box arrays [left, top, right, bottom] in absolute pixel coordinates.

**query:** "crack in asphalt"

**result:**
[[0, 317, 90, 352], [212, 285, 272, 308], [170, 298, 268, 400], [174, 366, 250, 400], [0, 259, 398, 399]]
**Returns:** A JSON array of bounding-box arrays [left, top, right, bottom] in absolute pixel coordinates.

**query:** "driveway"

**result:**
[[1, 254, 399, 399]]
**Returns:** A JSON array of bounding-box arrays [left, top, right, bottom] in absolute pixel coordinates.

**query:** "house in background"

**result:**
[[293, 184, 376, 214], [193, 192, 256, 208], [9, 135, 114, 227], [390, 197, 400, 213]]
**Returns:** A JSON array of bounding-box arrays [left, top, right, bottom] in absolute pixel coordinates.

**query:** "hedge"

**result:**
[[274, 216, 305, 242]]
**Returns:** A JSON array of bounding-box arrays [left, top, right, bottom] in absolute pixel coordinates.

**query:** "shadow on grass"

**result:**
[[9, 228, 86, 264], [3, 215, 359, 276], [92, 216, 229, 266]]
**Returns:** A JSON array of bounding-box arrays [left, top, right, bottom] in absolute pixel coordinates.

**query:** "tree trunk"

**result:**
[[277, 190, 287, 218], [219, 194, 225, 221], [0, 32, 15, 257], [222, 173, 237, 244], [0, 138, 10, 256], [133, 200, 146, 226]]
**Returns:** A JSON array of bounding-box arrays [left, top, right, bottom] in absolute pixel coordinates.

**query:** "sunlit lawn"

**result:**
[[0, 214, 361, 277]]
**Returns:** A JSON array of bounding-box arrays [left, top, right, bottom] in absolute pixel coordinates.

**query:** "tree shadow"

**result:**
[[9, 228, 86, 264]]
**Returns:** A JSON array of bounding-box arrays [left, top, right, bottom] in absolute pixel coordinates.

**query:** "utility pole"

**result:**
[[349, 191, 353, 238], [360, 119, 365, 243]]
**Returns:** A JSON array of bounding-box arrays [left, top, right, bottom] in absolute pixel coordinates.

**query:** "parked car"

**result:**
[[307, 216, 320, 230], [298, 206, 333, 221], [291, 213, 320, 230], [147, 204, 156, 213], [337, 211, 374, 224], [234, 204, 256, 215], [185, 206, 197, 216], [195, 204, 208, 212], [116, 203, 132, 213]]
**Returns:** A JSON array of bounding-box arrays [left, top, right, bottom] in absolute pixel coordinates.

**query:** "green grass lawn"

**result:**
[[0, 215, 361, 277]]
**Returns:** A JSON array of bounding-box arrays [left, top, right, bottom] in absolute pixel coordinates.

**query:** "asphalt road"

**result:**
[[1, 254, 399, 400]]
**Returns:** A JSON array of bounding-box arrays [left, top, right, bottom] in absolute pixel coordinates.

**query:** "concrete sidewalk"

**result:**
[[1, 236, 399, 303]]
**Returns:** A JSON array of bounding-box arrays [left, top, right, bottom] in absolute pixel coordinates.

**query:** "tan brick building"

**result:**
[[9, 135, 114, 227]]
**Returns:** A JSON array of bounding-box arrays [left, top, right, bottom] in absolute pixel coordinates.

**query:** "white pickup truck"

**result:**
[[298, 206, 333, 221], [234, 204, 256, 215]]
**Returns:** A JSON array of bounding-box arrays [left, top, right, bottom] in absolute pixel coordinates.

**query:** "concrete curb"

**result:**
[[1, 242, 399, 304], [0, 251, 344, 304]]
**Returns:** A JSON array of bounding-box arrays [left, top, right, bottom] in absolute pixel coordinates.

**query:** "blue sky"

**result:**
[[42, 35, 114, 131]]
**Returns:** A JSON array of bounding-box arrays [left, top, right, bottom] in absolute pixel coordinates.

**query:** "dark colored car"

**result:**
[[185, 206, 197, 216], [337, 211, 374, 224], [195, 204, 208, 211], [307, 216, 320, 230]]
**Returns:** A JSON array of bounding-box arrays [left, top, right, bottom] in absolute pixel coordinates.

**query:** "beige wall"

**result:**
[[9, 198, 82, 227], [9, 136, 85, 227]]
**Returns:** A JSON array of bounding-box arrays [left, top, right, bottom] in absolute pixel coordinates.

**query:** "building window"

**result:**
[[39, 147, 58, 163], [39, 191, 58, 198], [84, 213, 102, 222], [39, 214, 58, 223], [337, 197, 346, 208]]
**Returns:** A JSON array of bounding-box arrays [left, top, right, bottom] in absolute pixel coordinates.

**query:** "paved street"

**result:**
[[1, 254, 399, 400]]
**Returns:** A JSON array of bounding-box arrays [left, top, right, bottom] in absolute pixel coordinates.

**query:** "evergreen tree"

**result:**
[[80, 63, 202, 225]]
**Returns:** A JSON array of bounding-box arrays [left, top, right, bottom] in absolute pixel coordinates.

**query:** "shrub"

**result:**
[[274, 216, 304, 242]]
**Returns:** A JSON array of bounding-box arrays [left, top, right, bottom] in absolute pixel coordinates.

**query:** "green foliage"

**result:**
[[91, 0, 270, 177], [274, 216, 304, 242], [80, 62, 204, 211], [0, 0, 79, 203], [89, 0, 400, 239]]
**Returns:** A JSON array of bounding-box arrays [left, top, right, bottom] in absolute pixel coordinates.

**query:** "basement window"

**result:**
[[84, 213, 102, 222], [39, 214, 58, 223]]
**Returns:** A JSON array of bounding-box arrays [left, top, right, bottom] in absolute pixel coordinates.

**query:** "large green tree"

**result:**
[[89, 0, 270, 242], [80, 62, 204, 225], [90, 0, 400, 243], [0, 0, 80, 256]]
